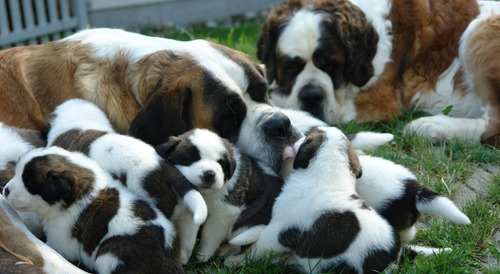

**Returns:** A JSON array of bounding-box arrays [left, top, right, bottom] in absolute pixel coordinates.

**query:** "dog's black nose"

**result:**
[[262, 111, 291, 139], [3, 187, 10, 197], [202, 170, 216, 184], [299, 85, 324, 109]]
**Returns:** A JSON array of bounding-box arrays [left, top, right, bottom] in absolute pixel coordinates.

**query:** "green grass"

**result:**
[[143, 22, 500, 273]]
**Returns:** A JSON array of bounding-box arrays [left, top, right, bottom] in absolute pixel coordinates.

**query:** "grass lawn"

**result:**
[[144, 20, 500, 273]]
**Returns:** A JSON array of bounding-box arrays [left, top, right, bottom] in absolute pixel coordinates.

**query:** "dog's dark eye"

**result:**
[[286, 57, 305, 73]]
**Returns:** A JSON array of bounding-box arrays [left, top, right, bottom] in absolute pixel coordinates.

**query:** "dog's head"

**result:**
[[2, 147, 96, 215], [292, 126, 362, 179], [127, 39, 270, 147], [155, 128, 235, 192], [258, 0, 383, 124], [41, 99, 114, 146], [235, 102, 303, 173]]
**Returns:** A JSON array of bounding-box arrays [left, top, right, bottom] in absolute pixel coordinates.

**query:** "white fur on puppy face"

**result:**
[[175, 129, 227, 191], [45, 99, 114, 146]]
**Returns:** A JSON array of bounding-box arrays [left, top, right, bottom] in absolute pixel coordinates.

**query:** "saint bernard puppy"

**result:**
[[2, 147, 183, 274], [0, 27, 294, 150], [156, 126, 289, 262], [355, 155, 471, 250], [228, 126, 400, 273], [41, 99, 207, 264], [0, 195, 89, 274], [258, 0, 500, 145]]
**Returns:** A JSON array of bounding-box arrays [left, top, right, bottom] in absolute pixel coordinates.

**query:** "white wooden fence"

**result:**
[[0, 0, 88, 48]]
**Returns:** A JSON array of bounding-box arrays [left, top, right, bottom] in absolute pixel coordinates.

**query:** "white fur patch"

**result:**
[[0, 123, 35, 169], [416, 197, 471, 225]]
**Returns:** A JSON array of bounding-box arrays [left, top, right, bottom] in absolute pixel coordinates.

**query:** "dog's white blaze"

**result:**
[[278, 10, 322, 61], [416, 197, 471, 224], [189, 129, 227, 161], [0, 123, 35, 169], [65, 29, 248, 96], [94, 253, 123, 274]]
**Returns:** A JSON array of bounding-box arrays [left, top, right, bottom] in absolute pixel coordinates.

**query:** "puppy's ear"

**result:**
[[155, 136, 181, 158], [324, 3, 378, 87], [40, 120, 52, 141], [293, 136, 322, 170], [346, 142, 362, 178], [220, 141, 236, 180], [40, 170, 72, 205], [129, 86, 192, 146]]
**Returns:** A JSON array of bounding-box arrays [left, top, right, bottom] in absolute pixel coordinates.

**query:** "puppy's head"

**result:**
[[292, 126, 362, 179], [156, 129, 235, 192], [41, 99, 114, 146], [258, 0, 378, 123], [128, 41, 269, 147], [235, 102, 303, 174], [2, 147, 96, 215]]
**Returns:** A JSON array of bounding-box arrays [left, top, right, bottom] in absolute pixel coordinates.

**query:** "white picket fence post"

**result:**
[[0, 0, 88, 48]]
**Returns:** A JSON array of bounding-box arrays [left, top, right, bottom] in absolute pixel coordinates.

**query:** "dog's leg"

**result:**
[[196, 214, 236, 262], [404, 114, 487, 144], [174, 211, 200, 265]]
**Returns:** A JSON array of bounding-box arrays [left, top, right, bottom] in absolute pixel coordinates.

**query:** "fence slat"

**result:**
[[0, 0, 88, 48]]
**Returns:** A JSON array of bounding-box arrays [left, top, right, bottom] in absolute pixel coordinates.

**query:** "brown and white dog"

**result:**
[[258, 0, 500, 145], [0, 195, 89, 274], [0, 27, 293, 149], [2, 147, 183, 273]]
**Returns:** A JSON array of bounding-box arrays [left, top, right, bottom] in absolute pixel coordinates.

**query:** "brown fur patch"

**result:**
[[463, 14, 500, 143], [72, 188, 120, 255]]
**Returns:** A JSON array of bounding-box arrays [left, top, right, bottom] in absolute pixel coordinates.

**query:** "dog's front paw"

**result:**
[[181, 246, 194, 265], [404, 115, 453, 144], [183, 190, 208, 225], [196, 247, 217, 262]]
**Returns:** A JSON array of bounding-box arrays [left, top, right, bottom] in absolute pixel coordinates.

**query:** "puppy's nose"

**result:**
[[299, 85, 324, 109], [3, 187, 10, 197], [263, 112, 291, 139], [202, 170, 216, 184]]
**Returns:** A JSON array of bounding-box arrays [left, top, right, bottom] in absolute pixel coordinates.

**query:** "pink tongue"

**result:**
[[282, 145, 296, 160]]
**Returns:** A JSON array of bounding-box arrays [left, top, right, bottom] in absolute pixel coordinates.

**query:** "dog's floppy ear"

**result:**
[[155, 136, 181, 158], [293, 132, 323, 170], [220, 141, 236, 180], [257, 9, 283, 85], [129, 85, 192, 147], [345, 141, 362, 178], [40, 170, 72, 205], [322, 1, 379, 87]]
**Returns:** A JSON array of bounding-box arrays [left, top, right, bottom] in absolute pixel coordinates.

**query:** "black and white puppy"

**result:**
[[2, 146, 183, 273], [356, 154, 471, 248], [156, 128, 285, 262], [42, 99, 207, 264], [229, 126, 400, 273]]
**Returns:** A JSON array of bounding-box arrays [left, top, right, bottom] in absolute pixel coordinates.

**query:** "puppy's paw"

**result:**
[[196, 247, 217, 262], [181, 246, 194, 265], [183, 190, 208, 225], [347, 132, 394, 150]]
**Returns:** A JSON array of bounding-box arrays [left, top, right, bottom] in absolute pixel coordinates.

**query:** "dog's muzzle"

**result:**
[[299, 84, 324, 119]]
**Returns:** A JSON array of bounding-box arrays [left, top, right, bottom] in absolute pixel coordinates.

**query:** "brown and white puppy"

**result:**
[[157, 128, 286, 263], [258, 0, 500, 145], [228, 126, 400, 273], [2, 147, 183, 274], [0, 27, 279, 148], [42, 99, 207, 264], [0, 195, 89, 274]]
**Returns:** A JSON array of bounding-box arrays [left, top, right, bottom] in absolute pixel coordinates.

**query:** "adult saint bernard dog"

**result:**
[[258, 0, 500, 145], [0, 27, 294, 149]]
